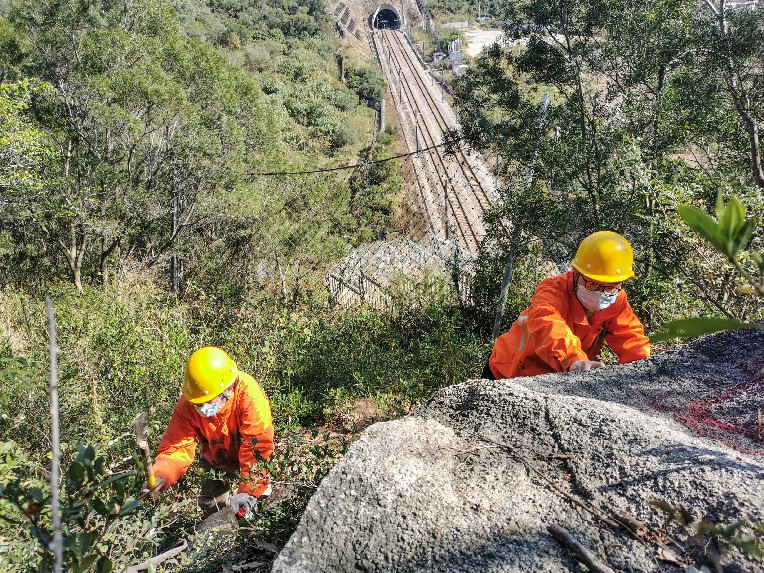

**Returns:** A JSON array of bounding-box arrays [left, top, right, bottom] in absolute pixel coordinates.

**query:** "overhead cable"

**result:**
[[256, 141, 450, 176]]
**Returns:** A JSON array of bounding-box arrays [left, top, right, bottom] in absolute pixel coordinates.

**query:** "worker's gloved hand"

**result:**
[[141, 476, 166, 500], [229, 493, 258, 519], [568, 360, 605, 372]]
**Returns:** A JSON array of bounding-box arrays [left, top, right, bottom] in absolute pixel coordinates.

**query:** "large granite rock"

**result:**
[[273, 329, 764, 572]]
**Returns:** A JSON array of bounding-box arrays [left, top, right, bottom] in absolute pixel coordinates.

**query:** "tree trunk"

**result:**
[[716, 0, 764, 188], [742, 111, 764, 188], [99, 237, 121, 286], [59, 222, 88, 291]]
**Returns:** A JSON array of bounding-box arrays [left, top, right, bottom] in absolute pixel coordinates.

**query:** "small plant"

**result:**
[[0, 440, 189, 573], [650, 499, 764, 571], [653, 192, 764, 341]]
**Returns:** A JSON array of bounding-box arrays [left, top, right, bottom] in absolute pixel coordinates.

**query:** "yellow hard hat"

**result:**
[[182, 347, 238, 404], [571, 231, 634, 282]]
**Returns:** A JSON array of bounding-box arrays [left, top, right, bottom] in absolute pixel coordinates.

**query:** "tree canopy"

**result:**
[[455, 0, 764, 328], [0, 0, 391, 295]]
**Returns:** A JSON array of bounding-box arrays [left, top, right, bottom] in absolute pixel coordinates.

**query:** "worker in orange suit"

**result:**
[[143, 346, 274, 518], [485, 231, 650, 380]]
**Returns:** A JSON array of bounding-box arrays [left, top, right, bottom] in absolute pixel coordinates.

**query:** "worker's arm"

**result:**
[[236, 381, 274, 497], [605, 295, 650, 364], [524, 285, 589, 372], [152, 401, 198, 491]]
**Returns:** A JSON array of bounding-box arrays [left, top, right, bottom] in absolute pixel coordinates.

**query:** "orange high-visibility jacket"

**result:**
[[152, 371, 274, 497], [489, 270, 650, 379]]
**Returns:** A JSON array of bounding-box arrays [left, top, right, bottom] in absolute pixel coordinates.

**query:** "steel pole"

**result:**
[[171, 168, 179, 295]]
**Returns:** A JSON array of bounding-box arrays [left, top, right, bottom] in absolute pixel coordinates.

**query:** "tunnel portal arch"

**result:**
[[371, 4, 401, 30]]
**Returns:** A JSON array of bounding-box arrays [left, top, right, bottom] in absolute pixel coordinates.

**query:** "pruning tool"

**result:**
[[131, 411, 156, 489]]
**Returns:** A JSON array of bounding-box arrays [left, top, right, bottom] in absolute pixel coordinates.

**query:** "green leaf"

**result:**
[[718, 195, 743, 239], [732, 218, 757, 257], [679, 194, 758, 260], [78, 532, 94, 555], [719, 196, 750, 257], [715, 190, 726, 221], [76, 554, 99, 572], [677, 205, 726, 254], [113, 479, 125, 498], [652, 317, 764, 342], [95, 556, 113, 573], [65, 534, 81, 558], [91, 497, 109, 516], [77, 445, 96, 464], [93, 470, 137, 491], [753, 251, 764, 275], [67, 462, 87, 485]]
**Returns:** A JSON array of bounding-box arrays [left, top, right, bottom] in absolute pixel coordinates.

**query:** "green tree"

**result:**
[[697, 2, 764, 188], [0, 80, 54, 196], [654, 193, 764, 340], [0, 15, 28, 82], [348, 131, 402, 244], [1, 0, 283, 290], [345, 65, 386, 106], [454, 0, 764, 328]]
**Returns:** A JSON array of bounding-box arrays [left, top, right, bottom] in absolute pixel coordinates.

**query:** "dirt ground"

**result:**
[[463, 27, 504, 58]]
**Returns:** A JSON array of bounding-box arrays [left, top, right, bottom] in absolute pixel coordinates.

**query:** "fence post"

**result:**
[[171, 168, 179, 296], [492, 239, 517, 339], [46, 296, 63, 573], [415, 109, 420, 152], [444, 179, 449, 240], [493, 94, 550, 339]]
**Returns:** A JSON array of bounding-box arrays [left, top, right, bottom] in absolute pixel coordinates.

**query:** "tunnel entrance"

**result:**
[[373, 8, 400, 29]]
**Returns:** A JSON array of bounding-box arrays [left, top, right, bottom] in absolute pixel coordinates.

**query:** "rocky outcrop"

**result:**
[[272, 329, 764, 572]]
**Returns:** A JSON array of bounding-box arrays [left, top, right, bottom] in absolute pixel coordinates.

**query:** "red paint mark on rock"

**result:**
[[649, 374, 764, 456]]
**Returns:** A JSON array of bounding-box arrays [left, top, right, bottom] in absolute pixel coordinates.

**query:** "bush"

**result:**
[[329, 121, 359, 150], [345, 65, 386, 106], [0, 271, 488, 562], [0, 439, 191, 573]]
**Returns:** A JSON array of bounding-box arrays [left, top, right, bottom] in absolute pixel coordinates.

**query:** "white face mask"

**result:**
[[194, 390, 231, 417], [576, 284, 618, 312]]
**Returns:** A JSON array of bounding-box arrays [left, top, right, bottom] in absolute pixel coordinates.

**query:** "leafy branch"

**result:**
[[678, 194, 763, 296], [650, 499, 764, 569], [653, 192, 764, 341]]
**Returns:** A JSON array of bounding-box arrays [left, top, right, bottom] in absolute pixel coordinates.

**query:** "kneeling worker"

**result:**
[[144, 346, 274, 518], [486, 231, 650, 379]]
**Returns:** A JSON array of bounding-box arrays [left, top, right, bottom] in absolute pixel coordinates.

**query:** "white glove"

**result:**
[[229, 493, 258, 519], [568, 360, 605, 372]]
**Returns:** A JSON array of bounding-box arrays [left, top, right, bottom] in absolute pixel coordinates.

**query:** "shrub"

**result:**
[[345, 65, 386, 106]]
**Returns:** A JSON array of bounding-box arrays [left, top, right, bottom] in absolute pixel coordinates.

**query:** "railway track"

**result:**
[[373, 29, 497, 253]]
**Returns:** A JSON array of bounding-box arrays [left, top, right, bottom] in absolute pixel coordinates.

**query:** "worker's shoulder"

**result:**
[[235, 371, 267, 398], [534, 270, 573, 296]]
